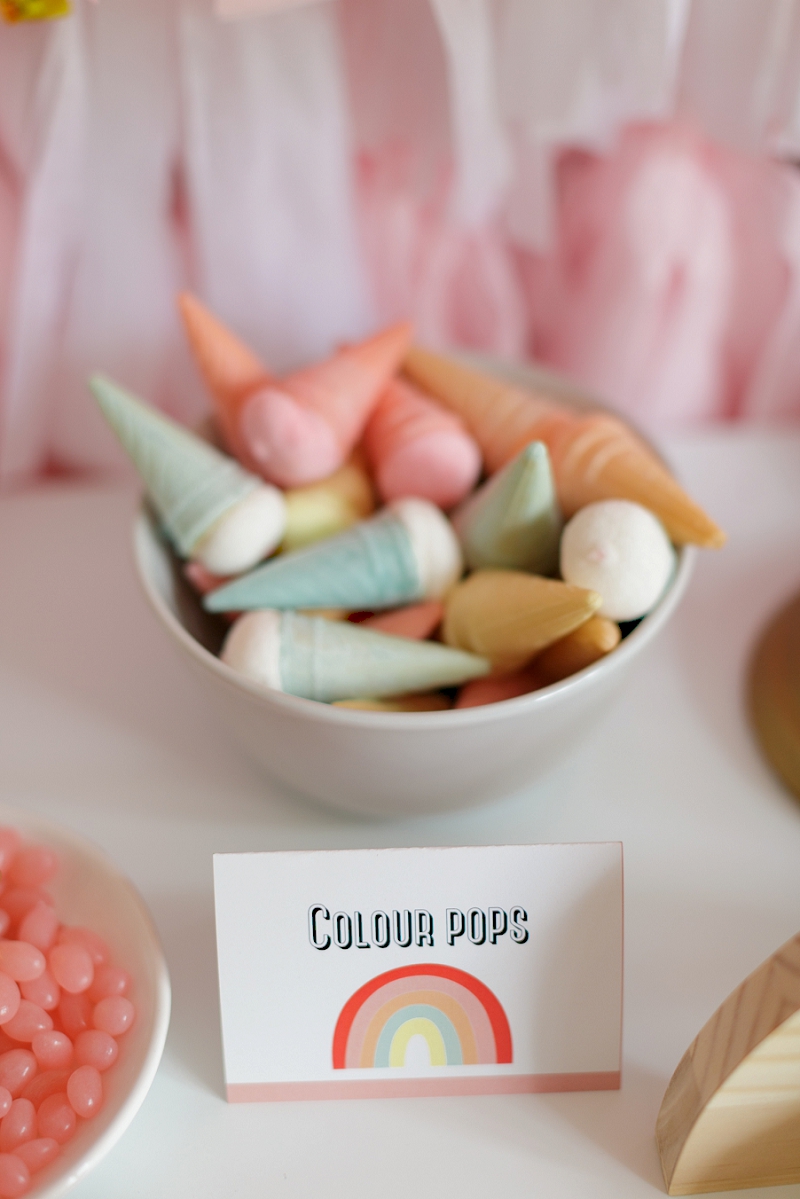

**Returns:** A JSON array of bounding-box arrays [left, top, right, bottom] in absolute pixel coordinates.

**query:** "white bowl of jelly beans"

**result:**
[[0, 811, 170, 1198]]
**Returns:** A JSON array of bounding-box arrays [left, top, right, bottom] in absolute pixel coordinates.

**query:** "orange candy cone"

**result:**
[[362, 601, 444, 641], [178, 292, 273, 467], [404, 347, 725, 549], [363, 378, 481, 508]]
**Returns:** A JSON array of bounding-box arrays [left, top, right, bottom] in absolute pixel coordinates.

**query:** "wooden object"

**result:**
[[403, 346, 725, 549], [656, 931, 800, 1194], [749, 589, 800, 802]]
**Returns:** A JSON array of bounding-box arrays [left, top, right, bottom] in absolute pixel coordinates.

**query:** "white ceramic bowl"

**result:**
[[0, 806, 171, 1198], [133, 361, 693, 819]]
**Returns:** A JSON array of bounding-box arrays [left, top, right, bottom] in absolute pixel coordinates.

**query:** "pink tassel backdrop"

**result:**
[[2, 0, 800, 485]]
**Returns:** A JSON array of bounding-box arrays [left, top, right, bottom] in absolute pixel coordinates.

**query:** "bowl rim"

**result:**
[[0, 804, 172, 1199], [132, 355, 696, 729]]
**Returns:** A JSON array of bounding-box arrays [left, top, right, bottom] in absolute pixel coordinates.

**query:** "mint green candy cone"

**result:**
[[222, 610, 489, 702], [452, 440, 562, 574], [90, 373, 261, 557], [205, 497, 462, 614]]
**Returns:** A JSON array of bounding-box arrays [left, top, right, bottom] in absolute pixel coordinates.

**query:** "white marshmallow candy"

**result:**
[[560, 500, 675, 622], [192, 484, 286, 575]]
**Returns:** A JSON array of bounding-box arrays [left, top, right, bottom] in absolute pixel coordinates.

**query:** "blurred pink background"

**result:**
[[2, 0, 800, 486]]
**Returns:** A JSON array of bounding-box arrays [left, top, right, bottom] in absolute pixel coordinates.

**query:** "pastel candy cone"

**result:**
[[363, 378, 481, 508], [205, 499, 461, 613], [362, 600, 444, 640], [283, 451, 375, 553], [90, 374, 260, 557], [533, 617, 621, 686], [178, 292, 272, 466], [452, 440, 562, 574], [404, 347, 725, 549], [455, 667, 540, 709], [333, 694, 451, 711], [222, 610, 489, 702], [240, 322, 414, 488], [443, 569, 602, 673]]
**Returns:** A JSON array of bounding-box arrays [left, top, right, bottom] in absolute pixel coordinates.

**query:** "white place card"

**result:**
[[214, 843, 623, 1101]]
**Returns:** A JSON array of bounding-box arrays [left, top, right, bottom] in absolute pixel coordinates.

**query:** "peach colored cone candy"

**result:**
[[362, 378, 481, 508], [240, 322, 414, 488], [456, 667, 541, 708], [362, 601, 443, 640], [533, 616, 621, 686], [15, 1138, 59, 1174], [403, 347, 725, 548], [178, 292, 272, 466], [0, 1153, 29, 1197]]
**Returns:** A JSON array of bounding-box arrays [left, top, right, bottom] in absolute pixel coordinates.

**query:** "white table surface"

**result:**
[[1, 426, 800, 1199]]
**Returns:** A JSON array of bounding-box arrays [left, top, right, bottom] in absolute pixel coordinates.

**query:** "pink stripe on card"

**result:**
[[227, 1071, 620, 1102]]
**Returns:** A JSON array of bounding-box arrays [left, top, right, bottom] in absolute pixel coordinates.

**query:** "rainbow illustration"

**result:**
[[332, 964, 512, 1069]]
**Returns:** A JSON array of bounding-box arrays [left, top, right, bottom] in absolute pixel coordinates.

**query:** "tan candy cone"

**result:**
[[533, 616, 621, 686], [285, 322, 414, 456], [404, 347, 725, 549], [178, 292, 272, 464], [443, 569, 602, 673]]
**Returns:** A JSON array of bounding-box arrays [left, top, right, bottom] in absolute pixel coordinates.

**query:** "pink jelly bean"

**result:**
[[0, 1055, 36, 1100], [15, 1138, 59, 1175], [30, 1032, 72, 1072], [87, 966, 130, 1004], [2, 1004, 52, 1044], [16, 904, 59, 955], [0, 946, 44, 986], [74, 1031, 117, 1073], [0, 892, 53, 931], [56, 994, 92, 1040], [56, 928, 108, 968], [36, 1094, 76, 1145], [66, 1067, 102, 1120], [0, 1100, 36, 1152], [0, 833, 21, 876], [0, 1094, 10, 1122], [0, 920, 9, 944], [48, 945, 93, 996], [92, 997, 134, 1037], [0, 978, 20, 1029], [22, 1071, 69, 1112], [0, 1153, 29, 1198], [7, 849, 58, 891], [19, 972, 58, 1014]]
